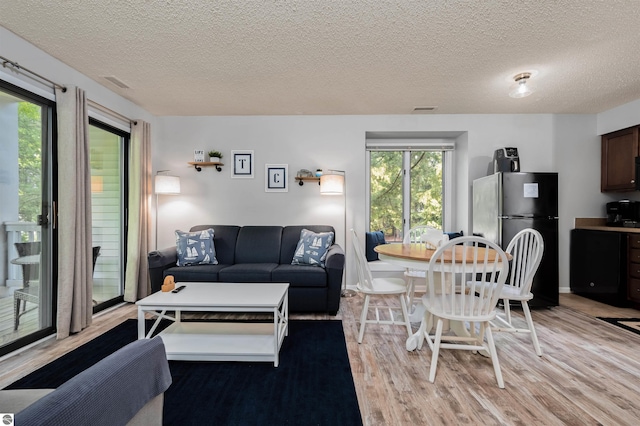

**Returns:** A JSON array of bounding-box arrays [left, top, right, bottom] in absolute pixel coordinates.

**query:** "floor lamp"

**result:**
[[154, 171, 181, 250], [320, 170, 356, 297]]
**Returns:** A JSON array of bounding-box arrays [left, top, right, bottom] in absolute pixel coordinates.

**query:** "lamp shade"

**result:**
[[155, 175, 181, 194], [320, 173, 344, 195]]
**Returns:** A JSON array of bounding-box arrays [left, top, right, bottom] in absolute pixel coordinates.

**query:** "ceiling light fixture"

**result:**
[[509, 72, 533, 98]]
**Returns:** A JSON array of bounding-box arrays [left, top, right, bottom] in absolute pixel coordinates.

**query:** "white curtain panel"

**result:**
[[124, 120, 152, 302], [55, 86, 93, 339]]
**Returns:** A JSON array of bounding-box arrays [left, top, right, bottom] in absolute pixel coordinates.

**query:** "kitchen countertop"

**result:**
[[574, 218, 640, 233]]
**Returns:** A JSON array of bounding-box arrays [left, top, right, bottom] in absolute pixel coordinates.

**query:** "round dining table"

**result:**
[[374, 242, 509, 311], [374, 243, 507, 269], [374, 242, 509, 353]]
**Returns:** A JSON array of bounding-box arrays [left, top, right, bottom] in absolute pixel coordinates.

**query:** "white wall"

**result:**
[[155, 114, 561, 288], [552, 115, 605, 291], [598, 98, 640, 135]]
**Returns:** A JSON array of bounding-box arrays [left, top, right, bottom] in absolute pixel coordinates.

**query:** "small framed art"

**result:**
[[194, 149, 205, 162], [231, 150, 254, 178], [265, 164, 288, 192]]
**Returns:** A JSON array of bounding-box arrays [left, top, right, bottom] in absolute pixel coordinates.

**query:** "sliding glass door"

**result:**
[[89, 119, 128, 310], [0, 81, 55, 356], [0, 81, 131, 353]]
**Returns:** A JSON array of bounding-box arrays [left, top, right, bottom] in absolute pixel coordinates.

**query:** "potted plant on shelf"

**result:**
[[208, 150, 223, 162]]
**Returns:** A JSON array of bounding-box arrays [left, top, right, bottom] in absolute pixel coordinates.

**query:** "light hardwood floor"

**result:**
[[1, 293, 639, 425]]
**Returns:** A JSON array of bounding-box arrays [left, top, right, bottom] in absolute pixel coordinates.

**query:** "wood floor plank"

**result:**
[[1, 293, 640, 425]]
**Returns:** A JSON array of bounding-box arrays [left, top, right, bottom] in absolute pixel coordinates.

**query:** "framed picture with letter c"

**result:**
[[231, 150, 254, 178], [265, 164, 288, 192]]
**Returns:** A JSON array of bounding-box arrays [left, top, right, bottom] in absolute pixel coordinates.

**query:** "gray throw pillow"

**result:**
[[292, 228, 334, 267], [175, 228, 218, 266]]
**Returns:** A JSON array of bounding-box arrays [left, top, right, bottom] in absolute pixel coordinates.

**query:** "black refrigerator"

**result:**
[[472, 172, 559, 307]]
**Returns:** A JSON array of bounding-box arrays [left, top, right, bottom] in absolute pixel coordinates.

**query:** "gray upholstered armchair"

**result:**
[[0, 336, 172, 425]]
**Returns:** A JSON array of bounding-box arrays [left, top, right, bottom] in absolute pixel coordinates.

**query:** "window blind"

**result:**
[[365, 138, 455, 151]]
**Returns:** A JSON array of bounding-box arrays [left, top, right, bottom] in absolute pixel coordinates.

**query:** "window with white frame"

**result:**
[[366, 138, 454, 242]]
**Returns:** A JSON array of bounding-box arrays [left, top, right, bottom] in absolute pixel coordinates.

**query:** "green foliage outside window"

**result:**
[[370, 151, 403, 240], [370, 151, 443, 241], [409, 151, 443, 228], [18, 102, 42, 224]]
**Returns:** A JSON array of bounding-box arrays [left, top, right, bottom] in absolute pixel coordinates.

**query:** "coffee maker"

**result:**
[[493, 148, 520, 173], [606, 199, 640, 227]]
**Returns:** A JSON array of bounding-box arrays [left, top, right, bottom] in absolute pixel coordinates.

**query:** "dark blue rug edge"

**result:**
[[5, 319, 363, 426]]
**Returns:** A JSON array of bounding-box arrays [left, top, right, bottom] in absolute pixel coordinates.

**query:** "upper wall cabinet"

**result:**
[[601, 126, 639, 192]]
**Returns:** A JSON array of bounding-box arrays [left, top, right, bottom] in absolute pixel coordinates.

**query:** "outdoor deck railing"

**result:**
[[3, 221, 41, 288]]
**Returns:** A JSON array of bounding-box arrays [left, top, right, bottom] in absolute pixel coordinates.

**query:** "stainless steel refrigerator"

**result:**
[[472, 172, 559, 307]]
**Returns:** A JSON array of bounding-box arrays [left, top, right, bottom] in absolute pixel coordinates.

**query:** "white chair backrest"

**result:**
[[351, 229, 375, 292], [403, 225, 448, 249], [427, 236, 509, 318], [505, 228, 544, 295]]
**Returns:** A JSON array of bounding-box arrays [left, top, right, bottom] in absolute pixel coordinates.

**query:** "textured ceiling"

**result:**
[[1, 0, 640, 116]]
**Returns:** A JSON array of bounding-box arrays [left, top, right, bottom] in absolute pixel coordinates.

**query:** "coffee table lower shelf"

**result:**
[[158, 322, 286, 364]]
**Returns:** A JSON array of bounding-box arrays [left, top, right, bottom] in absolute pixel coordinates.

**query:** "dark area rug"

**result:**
[[596, 317, 640, 336], [6, 319, 362, 426]]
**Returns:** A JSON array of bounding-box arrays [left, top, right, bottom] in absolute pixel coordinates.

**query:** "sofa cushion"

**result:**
[[175, 228, 218, 266], [218, 263, 279, 282], [280, 225, 336, 263], [189, 225, 240, 265], [164, 264, 229, 283], [234, 226, 282, 264], [272, 264, 328, 288], [365, 230, 386, 261], [292, 228, 334, 267]]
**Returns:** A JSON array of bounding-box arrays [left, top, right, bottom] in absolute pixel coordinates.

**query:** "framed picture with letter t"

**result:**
[[265, 164, 288, 192], [231, 150, 254, 178]]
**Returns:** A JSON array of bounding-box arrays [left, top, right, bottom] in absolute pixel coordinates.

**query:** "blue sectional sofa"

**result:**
[[148, 225, 345, 315]]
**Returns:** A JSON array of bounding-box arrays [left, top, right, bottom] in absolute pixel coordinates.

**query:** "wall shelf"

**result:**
[[295, 176, 320, 186], [188, 161, 224, 172]]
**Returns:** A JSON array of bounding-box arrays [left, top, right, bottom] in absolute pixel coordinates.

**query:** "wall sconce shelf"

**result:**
[[188, 161, 224, 172], [295, 176, 321, 186]]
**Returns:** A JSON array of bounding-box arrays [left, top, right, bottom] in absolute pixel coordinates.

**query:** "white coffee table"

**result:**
[[136, 282, 289, 366]]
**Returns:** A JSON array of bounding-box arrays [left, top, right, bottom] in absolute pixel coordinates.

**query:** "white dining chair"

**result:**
[[491, 228, 545, 356], [351, 229, 412, 343], [403, 226, 448, 314], [417, 235, 509, 388]]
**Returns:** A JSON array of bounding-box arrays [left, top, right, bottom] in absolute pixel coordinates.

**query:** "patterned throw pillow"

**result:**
[[175, 228, 218, 266], [291, 228, 334, 267]]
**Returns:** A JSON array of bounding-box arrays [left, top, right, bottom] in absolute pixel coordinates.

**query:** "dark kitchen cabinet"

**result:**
[[601, 126, 639, 192], [570, 229, 630, 306], [627, 233, 640, 303]]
